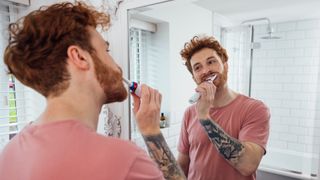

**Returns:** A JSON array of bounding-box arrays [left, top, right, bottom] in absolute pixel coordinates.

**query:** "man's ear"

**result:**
[[67, 45, 90, 70]]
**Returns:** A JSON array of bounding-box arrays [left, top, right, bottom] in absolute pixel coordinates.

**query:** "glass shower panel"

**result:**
[[221, 26, 252, 96]]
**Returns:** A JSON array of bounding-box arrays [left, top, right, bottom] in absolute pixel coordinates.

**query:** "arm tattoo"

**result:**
[[143, 133, 186, 180], [200, 119, 245, 165]]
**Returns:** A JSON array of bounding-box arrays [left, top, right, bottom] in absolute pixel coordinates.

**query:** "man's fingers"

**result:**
[[132, 93, 140, 113], [140, 84, 151, 108]]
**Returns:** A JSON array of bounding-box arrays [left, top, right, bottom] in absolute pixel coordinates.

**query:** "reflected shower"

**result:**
[[238, 17, 281, 97], [241, 17, 281, 39]]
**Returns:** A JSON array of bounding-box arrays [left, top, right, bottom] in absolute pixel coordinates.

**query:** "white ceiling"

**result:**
[[194, 0, 320, 24]]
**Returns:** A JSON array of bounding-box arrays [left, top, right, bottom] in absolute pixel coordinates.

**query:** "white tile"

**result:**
[[306, 144, 320, 154], [291, 109, 315, 118], [268, 140, 287, 149], [271, 108, 291, 117], [280, 117, 299, 126], [276, 22, 296, 32], [253, 50, 267, 58], [276, 40, 295, 49], [297, 20, 320, 30], [284, 67, 304, 74], [289, 126, 309, 136], [160, 128, 169, 137], [168, 123, 181, 137], [292, 74, 315, 83], [166, 136, 178, 148], [285, 31, 305, 40], [267, 49, 285, 58], [298, 136, 315, 144], [282, 99, 301, 108], [269, 131, 280, 140], [266, 66, 284, 74], [273, 74, 294, 83], [305, 30, 320, 38], [288, 142, 306, 152], [301, 101, 317, 110], [279, 133, 298, 142], [265, 99, 282, 107], [285, 48, 304, 57], [295, 39, 319, 48], [273, 57, 294, 66], [301, 83, 318, 93], [304, 48, 320, 57], [272, 124, 289, 132], [294, 57, 316, 66], [261, 41, 276, 49]]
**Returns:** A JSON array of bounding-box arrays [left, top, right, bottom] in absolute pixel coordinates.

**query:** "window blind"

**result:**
[[129, 27, 156, 138], [0, 1, 29, 151]]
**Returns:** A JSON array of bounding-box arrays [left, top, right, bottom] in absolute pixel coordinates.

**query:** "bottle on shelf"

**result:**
[[160, 112, 166, 128]]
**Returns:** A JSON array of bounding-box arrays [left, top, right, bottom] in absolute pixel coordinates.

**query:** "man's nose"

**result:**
[[201, 65, 211, 74]]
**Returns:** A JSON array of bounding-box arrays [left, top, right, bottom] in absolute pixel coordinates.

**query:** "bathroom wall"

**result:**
[[252, 19, 320, 175]]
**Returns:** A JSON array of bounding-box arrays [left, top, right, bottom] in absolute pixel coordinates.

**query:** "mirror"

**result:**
[[127, 0, 320, 177]]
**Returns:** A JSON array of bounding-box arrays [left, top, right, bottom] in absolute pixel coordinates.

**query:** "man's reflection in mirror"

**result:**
[[177, 35, 270, 180]]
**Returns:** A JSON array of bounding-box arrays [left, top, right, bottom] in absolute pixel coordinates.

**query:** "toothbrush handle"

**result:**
[[189, 75, 217, 104], [189, 92, 200, 104], [130, 82, 141, 97]]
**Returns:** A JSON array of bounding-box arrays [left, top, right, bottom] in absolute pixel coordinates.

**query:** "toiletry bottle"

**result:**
[[160, 113, 166, 128]]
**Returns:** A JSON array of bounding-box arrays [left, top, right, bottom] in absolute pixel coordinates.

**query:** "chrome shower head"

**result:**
[[241, 17, 281, 40], [261, 33, 281, 39]]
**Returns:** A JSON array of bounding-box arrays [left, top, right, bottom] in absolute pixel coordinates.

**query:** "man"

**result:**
[[0, 2, 185, 180], [177, 35, 270, 180]]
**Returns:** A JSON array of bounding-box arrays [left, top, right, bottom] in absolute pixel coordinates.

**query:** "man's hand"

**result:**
[[195, 81, 217, 119], [132, 84, 162, 136], [131, 84, 186, 180]]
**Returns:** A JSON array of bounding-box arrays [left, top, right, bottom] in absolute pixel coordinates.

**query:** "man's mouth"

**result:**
[[202, 74, 217, 83]]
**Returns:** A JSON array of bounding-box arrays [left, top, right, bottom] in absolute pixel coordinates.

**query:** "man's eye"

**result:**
[[208, 59, 216, 64]]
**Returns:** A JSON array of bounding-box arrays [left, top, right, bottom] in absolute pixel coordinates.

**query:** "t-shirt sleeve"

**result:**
[[239, 100, 270, 153], [125, 149, 165, 180], [178, 107, 191, 155]]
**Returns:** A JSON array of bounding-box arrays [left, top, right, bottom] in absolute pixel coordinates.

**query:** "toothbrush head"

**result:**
[[206, 74, 217, 83]]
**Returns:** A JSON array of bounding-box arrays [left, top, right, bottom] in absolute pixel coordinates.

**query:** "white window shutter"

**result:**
[[0, 1, 29, 151]]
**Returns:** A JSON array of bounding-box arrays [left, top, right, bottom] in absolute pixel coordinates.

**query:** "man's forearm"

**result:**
[[199, 119, 245, 165], [143, 133, 186, 180]]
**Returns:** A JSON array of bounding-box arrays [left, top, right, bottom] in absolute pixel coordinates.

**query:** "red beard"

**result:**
[[92, 53, 127, 104]]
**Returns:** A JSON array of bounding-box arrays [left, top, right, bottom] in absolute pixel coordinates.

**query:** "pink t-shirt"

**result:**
[[0, 120, 164, 180], [178, 94, 270, 180]]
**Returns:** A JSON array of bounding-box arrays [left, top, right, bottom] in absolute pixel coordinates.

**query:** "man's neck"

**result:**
[[212, 84, 238, 108], [35, 90, 104, 131]]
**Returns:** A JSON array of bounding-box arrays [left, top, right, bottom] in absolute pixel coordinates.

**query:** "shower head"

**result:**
[[261, 32, 281, 39], [261, 35, 281, 39], [241, 17, 281, 40]]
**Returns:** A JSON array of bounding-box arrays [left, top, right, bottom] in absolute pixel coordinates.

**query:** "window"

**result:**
[[129, 28, 150, 135], [0, 1, 28, 151]]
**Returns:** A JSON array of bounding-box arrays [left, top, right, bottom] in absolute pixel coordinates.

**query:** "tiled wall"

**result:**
[[250, 19, 320, 174]]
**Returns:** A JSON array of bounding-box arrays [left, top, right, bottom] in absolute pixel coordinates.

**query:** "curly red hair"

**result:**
[[180, 35, 228, 74], [4, 2, 110, 97]]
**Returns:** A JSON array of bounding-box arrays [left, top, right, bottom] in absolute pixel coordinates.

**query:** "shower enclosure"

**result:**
[[221, 18, 320, 179]]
